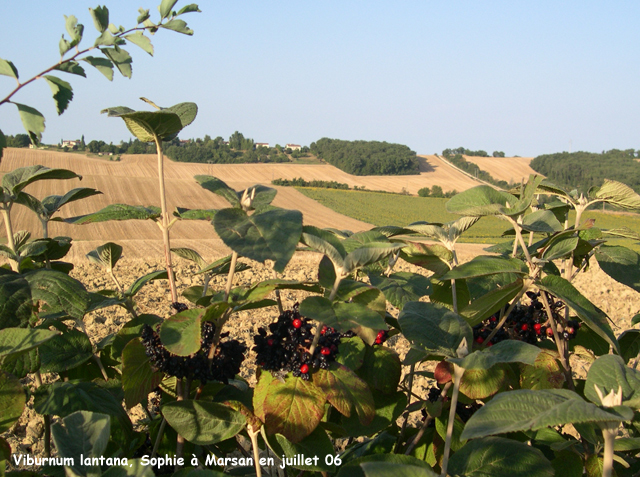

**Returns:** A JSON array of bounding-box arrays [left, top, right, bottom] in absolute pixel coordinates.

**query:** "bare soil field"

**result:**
[[462, 155, 538, 184]]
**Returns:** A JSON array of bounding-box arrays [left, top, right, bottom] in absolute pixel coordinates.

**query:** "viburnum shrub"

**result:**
[[4, 5, 640, 477]]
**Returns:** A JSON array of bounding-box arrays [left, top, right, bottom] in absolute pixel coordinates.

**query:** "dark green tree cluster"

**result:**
[[272, 177, 350, 189], [441, 152, 511, 189], [4, 134, 31, 148], [418, 185, 457, 198], [492, 151, 505, 157], [166, 135, 290, 164], [530, 149, 640, 193], [442, 147, 490, 157], [309, 138, 420, 176]]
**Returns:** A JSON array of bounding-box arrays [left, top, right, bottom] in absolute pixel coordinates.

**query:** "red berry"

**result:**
[[533, 323, 542, 333], [566, 327, 575, 335], [521, 324, 529, 331], [490, 316, 497, 322], [434, 360, 453, 384], [377, 331, 385, 338], [267, 339, 274, 346], [300, 364, 309, 374], [475, 336, 484, 344], [321, 347, 331, 356], [546, 327, 554, 337], [486, 341, 493, 347], [292, 318, 302, 329]]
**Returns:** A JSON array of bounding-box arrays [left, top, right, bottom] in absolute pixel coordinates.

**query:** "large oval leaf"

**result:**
[[159, 308, 202, 356], [0, 371, 25, 433], [440, 256, 528, 281], [313, 364, 374, 424], [214, 208, 302, 272], [584, 354, 640, 408], [446, 186, 517, 217], [595, 245, 640, 293], [0, 328, 59, 358], [162, 400, 245, 445]]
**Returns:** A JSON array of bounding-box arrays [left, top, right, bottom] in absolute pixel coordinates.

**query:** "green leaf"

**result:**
[[446, 185, 517, 216], [2, 165, 81, 196], [400, 242, 453, 276], [137, 8, 150, 24], [0, 328, 58, 357], [0, 58, 18, 79], [519, 349, 566, 390], [619, 329, 640, 363], [341, 391, 406, 437], [584, 354, 640, 408], [24, 269, 92, 319], [357, 346, 401, 394], [459, 365, 508, 399], [0, 371, 25, 433], [343, 242, 404, 275], [299, 297, 386, 345], [551, 450, 584, 477], [171, 247, 206, 268], [398, 302, 473, 358], [542, 236, 579, 261], [51, 411, 110, 477], [101, 46, 132, 78], [359, 462, 437, 477], [538, 275, 619, 354], [86, 242, 122, 272], [460, 389, 633, 440], [338, 455, 436, 477], [195, 175, 240, 207], [272, 427, 334, 472], [505, 175, 545, 217], [160, 19, 193, 35], [369, 272, 431, 310], [520, 209, 564, 233], [89, 6, 109, 32], [60, 35, 72, 56], [164, 102, 198, 130], [121, 338, 163, 409], [177, 4, 201, 15], [159, 309, 201, 356], [42, 187, 102, 217], [64, 15, 84, 46], [0, 347, 40, 378], [115, 110, 181, 142], [461, 279, 524, 326], [159, 0, 179, 19], [452, 339, 541, 369], [14, 103, 45, 144], [595, 245, 640, 293], [101, 459, 155, 477], [336, 336, 366, 371], [214, 207, 302, 272], [65, 204, 161, 224], [54, 61, 86, 77], [173, 207, 215, 220], [441, 256, 528, 281], [449, 437, 554, 477], [592, 179, 640, 210], [82, 56, 114, 81], [39, 327, 93, 372], [162, 400, 245, 445], [126, 270, 167, 296], [111, 314, 162, 359], [254, 371, 326, 443]]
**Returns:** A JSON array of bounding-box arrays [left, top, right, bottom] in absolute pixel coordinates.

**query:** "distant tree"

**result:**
[[430, 185, 444, 198], [418, 187, 431, 197], [7, 134, 30, 148], [492, 151, 505, 157]]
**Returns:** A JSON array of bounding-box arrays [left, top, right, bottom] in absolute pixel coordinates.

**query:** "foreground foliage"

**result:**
[[4, 4, 640, 477]]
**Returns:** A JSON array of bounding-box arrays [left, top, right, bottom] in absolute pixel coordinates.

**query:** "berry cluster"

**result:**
[[141, 321, 246, 385], [253, 305, 349, 380], [171, 302, 189, 313], [375, 329, 389, 345], [472, 291, 580, 347]]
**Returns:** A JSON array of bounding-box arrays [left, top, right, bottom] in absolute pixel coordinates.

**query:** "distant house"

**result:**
[[179, 139, 191, 145], [285, 144, 302, 151], [255, 143, 270, 149], [61, 140, 79, 148]]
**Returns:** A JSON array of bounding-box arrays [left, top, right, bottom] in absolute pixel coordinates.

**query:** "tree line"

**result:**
[[530, 149, 640, 193], [442, 147, 505, 158], [440, 150, 511, 189], [309, 138, 420, 176]]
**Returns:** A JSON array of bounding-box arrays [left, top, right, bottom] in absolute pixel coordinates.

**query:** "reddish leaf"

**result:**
[[254, 371, 325, 443], [313, 363, 374, 426]]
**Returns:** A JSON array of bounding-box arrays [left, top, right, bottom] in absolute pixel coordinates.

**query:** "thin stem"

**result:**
[[539, 292, 575, 391], [154, 136, 178, 304], [441, 365, 464, 477], [109, 269, 124, 294], [1, 207, 18, 271], [309, 274, 342, 357], [33, 371, 51, 458], [151, 417, 167, 458], [484, 284, 530, 345], [404, 382, 452, 455], [248, 427, 263, 477], [175, 378, 185, 469], [224, 252, 238, 302], [395, 363, 416, 453], [601, 425, 616, 477], [272, 268, 284, 314]]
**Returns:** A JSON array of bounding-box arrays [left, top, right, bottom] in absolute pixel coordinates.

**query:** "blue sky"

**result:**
[[1, 1, 638, 157]]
